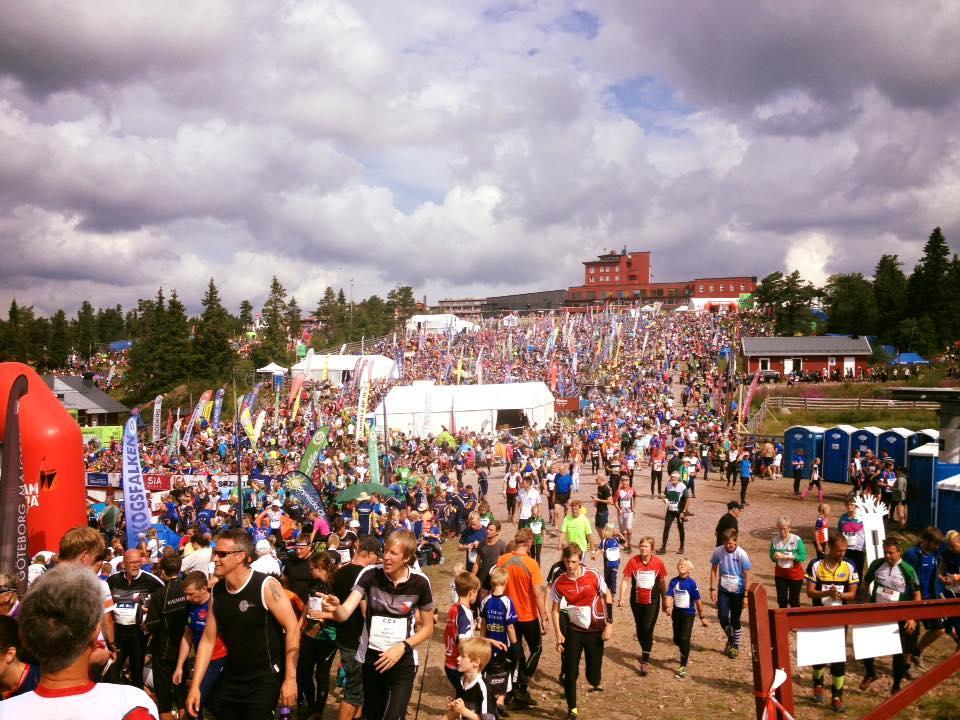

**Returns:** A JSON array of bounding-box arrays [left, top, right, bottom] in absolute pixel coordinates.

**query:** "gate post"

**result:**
[[748, 583, 773, 720]]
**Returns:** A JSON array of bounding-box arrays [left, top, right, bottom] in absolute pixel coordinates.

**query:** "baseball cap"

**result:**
[[255, 539, 271, 554], [349, 519, 360, 528], [727, 501, 742, 510], [359, 536, 383, 556]]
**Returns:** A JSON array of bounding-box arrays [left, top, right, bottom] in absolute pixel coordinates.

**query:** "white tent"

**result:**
[[371, 381, 555, 436], [406, 313, 477, 335], [256, 362, 288, 374], [289, 354, 398, 386], [673, 305, 689, 313]]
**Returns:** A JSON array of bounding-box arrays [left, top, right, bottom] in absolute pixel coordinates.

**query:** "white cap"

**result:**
[[255, 539, 271, 555]]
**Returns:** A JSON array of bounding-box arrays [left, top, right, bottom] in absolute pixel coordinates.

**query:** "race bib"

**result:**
[[508, 479, 518, 489], [667, 500, 679, 512], [530, 521, 543, 535], [777, 553, 794, 569], [876, 585, 899, 603], [620, 499, 632, 510], [468, 548, 478, 564], [568, 605, 592, 630], [338, 548, 352, 564], [369, 615, 408, 652], [480, 518, 490, 527], [605, 546, 620, 563], [636, 570, 656, 589], [654, 462, 662, 471], [821, 584, 843, 607], [720, 573, 741, 593], [673, 589, 690, 609]]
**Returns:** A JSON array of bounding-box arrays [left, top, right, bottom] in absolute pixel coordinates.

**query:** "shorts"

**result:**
[[618, 511, 634, 533], [555, 492, 571, 506], [484, 654, 512, 696], [762, 457, 773, 467], [338, 644, 364, 707]]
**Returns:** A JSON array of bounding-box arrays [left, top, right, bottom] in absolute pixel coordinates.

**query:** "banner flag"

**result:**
[[152, 395, 163, 442], [287, 375, 304, 407], [322, 353, 329, 381], [355, 359, 371, 441], [282, 470, 326, 517], [449, 395, 457, 435], [240, 407, 257, 447], [741, 371, 761, 424], [298, 426, 330, 477], [211, 388, 225, 431], [475, 349, 484, 385], [182, 390, 213, 449], [0, 375, 29, 594], [253, 410, 266, 445], [122, 416, 151, 549], [367, 429, 381, 486], [202, 400, 214, 422], [422, 385, 433, 436], [291, 387, 303, 422], [169, 418, 180, 456], [456, 351, 463, 385]]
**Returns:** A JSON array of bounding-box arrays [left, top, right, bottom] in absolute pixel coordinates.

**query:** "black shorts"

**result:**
[[555, 492, 571, 506], [485, 654, 512, 696]]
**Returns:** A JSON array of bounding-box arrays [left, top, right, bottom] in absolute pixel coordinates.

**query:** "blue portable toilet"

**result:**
[[936, 475, 960, 534], [907, 443, 939, 529], [783, 426, 825, 480], [823, 425, 858, 483], [909, 428, 939, 451], [850, 426, 883, 458], [879, 428, 914, 468]]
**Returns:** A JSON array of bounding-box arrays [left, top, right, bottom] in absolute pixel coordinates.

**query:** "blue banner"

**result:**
[[122, 417, 151, 549], [86, 472, 110, 487], [212, 387, 225, 430]]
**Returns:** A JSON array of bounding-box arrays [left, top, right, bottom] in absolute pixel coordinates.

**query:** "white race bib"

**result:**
[[636, 570, 656, 589], [568, 605, 592, 630], [480, 518, 490, 527], [876, 585, 899, 603], [821, 584, 843, 607], [605, 546, 620, 563], [720, 573, 741, 593], [530, 521, 543, 535], [777, 554, 794, 569], [468, 548, 478, 564], [368, 615, 408, 652], [673, 589, 690, 609], [338, 548, 352, 564]]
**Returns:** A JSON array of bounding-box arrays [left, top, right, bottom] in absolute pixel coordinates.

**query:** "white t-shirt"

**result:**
[[518, 488, 541, 520], [0, 681, 158, 719], [251, 554, 282, 577]]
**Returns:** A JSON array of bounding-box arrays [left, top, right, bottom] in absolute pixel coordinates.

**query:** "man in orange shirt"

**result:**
[[496, 528, 548, 707]]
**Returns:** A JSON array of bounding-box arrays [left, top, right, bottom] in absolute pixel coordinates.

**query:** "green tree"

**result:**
[[254, 276, 290, 366], [48, 309, 72, 368], [286, 296, 302, 340], [311, 286, 338, 348], [238, 299, 254, 330], [753, 270, 820, 335], [74, 300, 97, 359], [127, 289, 167, 397], [96, 305, 126, 343], [873, 255, 907, 342], [907, 227, 954, 351], [194, 278, 235, 379], [386, 285, 417, 327], [159, 291, 194, 387], [823, 273, 878, 336]]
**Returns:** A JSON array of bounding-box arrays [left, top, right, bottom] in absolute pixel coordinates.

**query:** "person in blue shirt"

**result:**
[[665, 558, 709, 678], [791, 448, 806, 495], [554, 465, 574, 524], [709, 529, 752, 658], [739, 452, 753, 506], [355, 493, 375, 536], [905, 527, 946, 669]]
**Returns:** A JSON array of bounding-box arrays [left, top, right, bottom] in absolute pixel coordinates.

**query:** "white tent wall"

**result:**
[[289, 354, 398, 386], [371, 381, 555, 435], [406, 313, 477, 335]]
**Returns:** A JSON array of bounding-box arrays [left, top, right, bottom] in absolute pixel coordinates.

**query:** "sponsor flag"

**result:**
[[182, 390, 213, 449], [152, 395, 163, 442], [475, 349, 484, 385], [298, 426, 330, 477], [355, 359, 371, 441], [367, 429, 381, 486], [122, 416, 151, 549], [253, 410, 266, 445], [0, 375, 29, 594], [211, 388, 225, 431], [741, 370, 761, 424], [240, 407, 257, 446], [291, 387, 303, 422], [282, 470, 326, 517]]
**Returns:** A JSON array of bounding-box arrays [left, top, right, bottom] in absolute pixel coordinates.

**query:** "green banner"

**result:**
[[368, 429, 381, 485], [298, 426, 330, 477]]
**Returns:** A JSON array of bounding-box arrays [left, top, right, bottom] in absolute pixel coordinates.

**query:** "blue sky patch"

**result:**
[[605, 75, 696, 131]]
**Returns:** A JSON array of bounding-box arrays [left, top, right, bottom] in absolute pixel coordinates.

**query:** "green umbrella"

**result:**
[[436, 430, 457, 449], [335, 482, 387, 504]]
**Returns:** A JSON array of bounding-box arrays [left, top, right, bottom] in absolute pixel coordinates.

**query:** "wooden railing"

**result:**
[[743, 395, 938, 433]]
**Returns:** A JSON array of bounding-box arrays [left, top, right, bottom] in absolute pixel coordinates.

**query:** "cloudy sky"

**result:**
[[1, 1, 958, 316]]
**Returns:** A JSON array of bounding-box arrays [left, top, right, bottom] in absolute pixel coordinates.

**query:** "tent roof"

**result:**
[[407, 313, 477, 330], [42, 375, 130, 415], [290, 354, 396, 373], [890, 352, 929, 365], [374, 381, 554, 415], [256, 362, 288, 374]]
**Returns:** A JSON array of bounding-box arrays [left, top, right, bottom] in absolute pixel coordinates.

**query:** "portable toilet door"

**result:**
[[913, 428, 940, 451], [907, 443, 939, 529], [936, 475, 960, 535], [879, 428, 914, 468], [783, 425, 826, 480], [850, 426, 883, 459], [823, 425, 858, 483]]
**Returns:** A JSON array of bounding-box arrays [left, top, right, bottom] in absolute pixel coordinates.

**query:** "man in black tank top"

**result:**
[[186, 529, 300, 720]]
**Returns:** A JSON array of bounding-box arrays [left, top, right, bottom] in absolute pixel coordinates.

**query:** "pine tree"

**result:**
[[194, 278, 235, 379], [254, 276, 291, 366], [74, 300, 98, 359], [311, 287, 338, 348], [824, 274, 877, 335], [48, 310, 72, 368], [286, 296, 302, 340], [127, 289, 166, 397], [873, 255, 907, 343], [908, 227, 953, 350], [158, 291, 194, 388], [238, 299, 254, 330]]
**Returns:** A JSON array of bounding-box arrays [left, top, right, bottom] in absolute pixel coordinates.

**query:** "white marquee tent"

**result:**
[[371, 381, 555, 435], [289, 354, 399, 386], [256, 362, 288, 374], [406, 313, 478, 335]]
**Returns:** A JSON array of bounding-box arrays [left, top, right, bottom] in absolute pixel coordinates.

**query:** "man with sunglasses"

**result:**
[[283, 533, 316, 603], [187, 529, 300, 720], [107, 549, 164, 689]]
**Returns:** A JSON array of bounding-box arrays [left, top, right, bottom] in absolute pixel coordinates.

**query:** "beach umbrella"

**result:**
[[335, 482, 387, 504]]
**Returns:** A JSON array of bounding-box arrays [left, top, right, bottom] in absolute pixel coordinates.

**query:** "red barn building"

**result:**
[[741, 336, 873, 378]]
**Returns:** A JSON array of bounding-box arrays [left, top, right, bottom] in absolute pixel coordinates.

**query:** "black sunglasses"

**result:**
[[213, 550, 246, 559]]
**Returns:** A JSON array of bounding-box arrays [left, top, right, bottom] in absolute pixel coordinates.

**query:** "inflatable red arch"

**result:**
[[0, 362, 87, 555]]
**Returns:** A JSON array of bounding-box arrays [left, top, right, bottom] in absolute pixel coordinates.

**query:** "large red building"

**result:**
[[566, 248, 756, 311]]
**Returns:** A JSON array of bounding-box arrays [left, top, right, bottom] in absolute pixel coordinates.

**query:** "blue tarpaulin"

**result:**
[[890, 352, 929, 365], [109, 339, 134, 351]]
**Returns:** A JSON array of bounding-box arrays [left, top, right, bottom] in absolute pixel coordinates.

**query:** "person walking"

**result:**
[[550, 544, 614, 720], [186, 529, 300, 720], [145, 554, 188, 720], [769, 516, 807, 608], [664, 557, 709, 679], [799, 458, 824, 501], [714, 502, 741, 549], [107, 549, 164, 690], [618, 537, 668, 676], [709, 529, 752, 659], [738, 451, 752, 506], [320, 530, 435, 720], [658, 472, 688, 554]]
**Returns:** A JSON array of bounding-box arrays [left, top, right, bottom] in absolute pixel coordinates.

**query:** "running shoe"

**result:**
[[832, 697, 845, 713], [677, 547, 685, 554], [497, 705, 510, 718], [729, 646, 739, 659], [639, 662, 650, 676], [912, 655, 926, 672], [675, 666, 687, 679], [565, 710, 579, 720], [858, 674, 877, 691], [812, 686, 824, 705]]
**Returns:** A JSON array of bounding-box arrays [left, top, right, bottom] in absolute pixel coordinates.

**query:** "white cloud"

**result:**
[[784, 233, 835, 286]]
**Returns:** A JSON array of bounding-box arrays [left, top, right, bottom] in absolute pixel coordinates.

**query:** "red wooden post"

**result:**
[[770, 610, 794, 717], [748, 583, 773, 720]]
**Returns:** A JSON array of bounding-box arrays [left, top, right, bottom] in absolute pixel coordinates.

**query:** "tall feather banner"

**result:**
[[122, 416, 151, 549], [253, 410, 266, 446], [152, 395, 163, 442], [211, 388, 225, 431], [0, 375, 29, 594], [298, 426, 329, 477]]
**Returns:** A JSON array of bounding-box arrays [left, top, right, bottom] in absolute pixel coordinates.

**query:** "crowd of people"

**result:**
[[4, 307, 960, 720]]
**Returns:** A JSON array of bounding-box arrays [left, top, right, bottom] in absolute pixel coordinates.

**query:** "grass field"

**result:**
[[758, 408, 938, 436]]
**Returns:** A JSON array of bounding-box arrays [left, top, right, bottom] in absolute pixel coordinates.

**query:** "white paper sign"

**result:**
[[852, 623, 902, 660], [796, 626, 847, 667]]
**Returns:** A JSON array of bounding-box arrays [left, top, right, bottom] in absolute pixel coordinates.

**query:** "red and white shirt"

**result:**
[[623, 555, 667, 605], [0, 681, 158, 720], [550, 567, 608, 632]]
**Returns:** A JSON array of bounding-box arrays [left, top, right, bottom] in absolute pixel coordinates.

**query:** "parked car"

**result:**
[[759, 369, 781, 383]]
